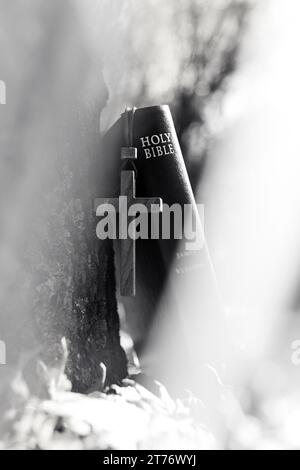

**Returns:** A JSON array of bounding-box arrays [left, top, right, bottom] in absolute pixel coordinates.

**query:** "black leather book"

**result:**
[[101, 105, 222, 360]]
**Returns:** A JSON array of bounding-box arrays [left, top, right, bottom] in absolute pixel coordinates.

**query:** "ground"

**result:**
[[0, 376, 215, 450]]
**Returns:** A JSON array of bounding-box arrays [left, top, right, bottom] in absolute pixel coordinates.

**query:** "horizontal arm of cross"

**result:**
[[134, 197, 163, 212], [94, 197, 163, 214], [94, 170, 163, 298]]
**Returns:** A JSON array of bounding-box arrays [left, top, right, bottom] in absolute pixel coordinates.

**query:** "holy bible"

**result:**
[[102, 105, 223, 365]]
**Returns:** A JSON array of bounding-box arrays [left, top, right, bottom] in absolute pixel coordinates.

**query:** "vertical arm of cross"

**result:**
[[120, 170, 136, 296], [95, 144, 163, 297], [120, 171, 163, 296], [119, 147, 137, 297]]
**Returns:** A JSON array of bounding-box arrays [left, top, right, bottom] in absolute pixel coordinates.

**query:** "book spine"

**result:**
[[130, 105, 210, 277]]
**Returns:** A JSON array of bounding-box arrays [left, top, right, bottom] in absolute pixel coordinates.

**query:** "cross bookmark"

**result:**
[[95, 147, 163, 297]]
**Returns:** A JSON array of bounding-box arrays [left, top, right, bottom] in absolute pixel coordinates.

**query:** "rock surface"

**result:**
[[0, 0, 127, 395]]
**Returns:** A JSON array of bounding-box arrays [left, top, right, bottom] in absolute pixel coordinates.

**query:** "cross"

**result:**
[[95, 147, 163, 297]]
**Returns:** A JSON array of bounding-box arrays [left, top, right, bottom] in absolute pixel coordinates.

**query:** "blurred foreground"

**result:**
[[1, 0, 300, 450]]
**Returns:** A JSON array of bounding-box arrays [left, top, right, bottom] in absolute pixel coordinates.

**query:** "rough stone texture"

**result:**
[[0, 0, 127, 395]]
